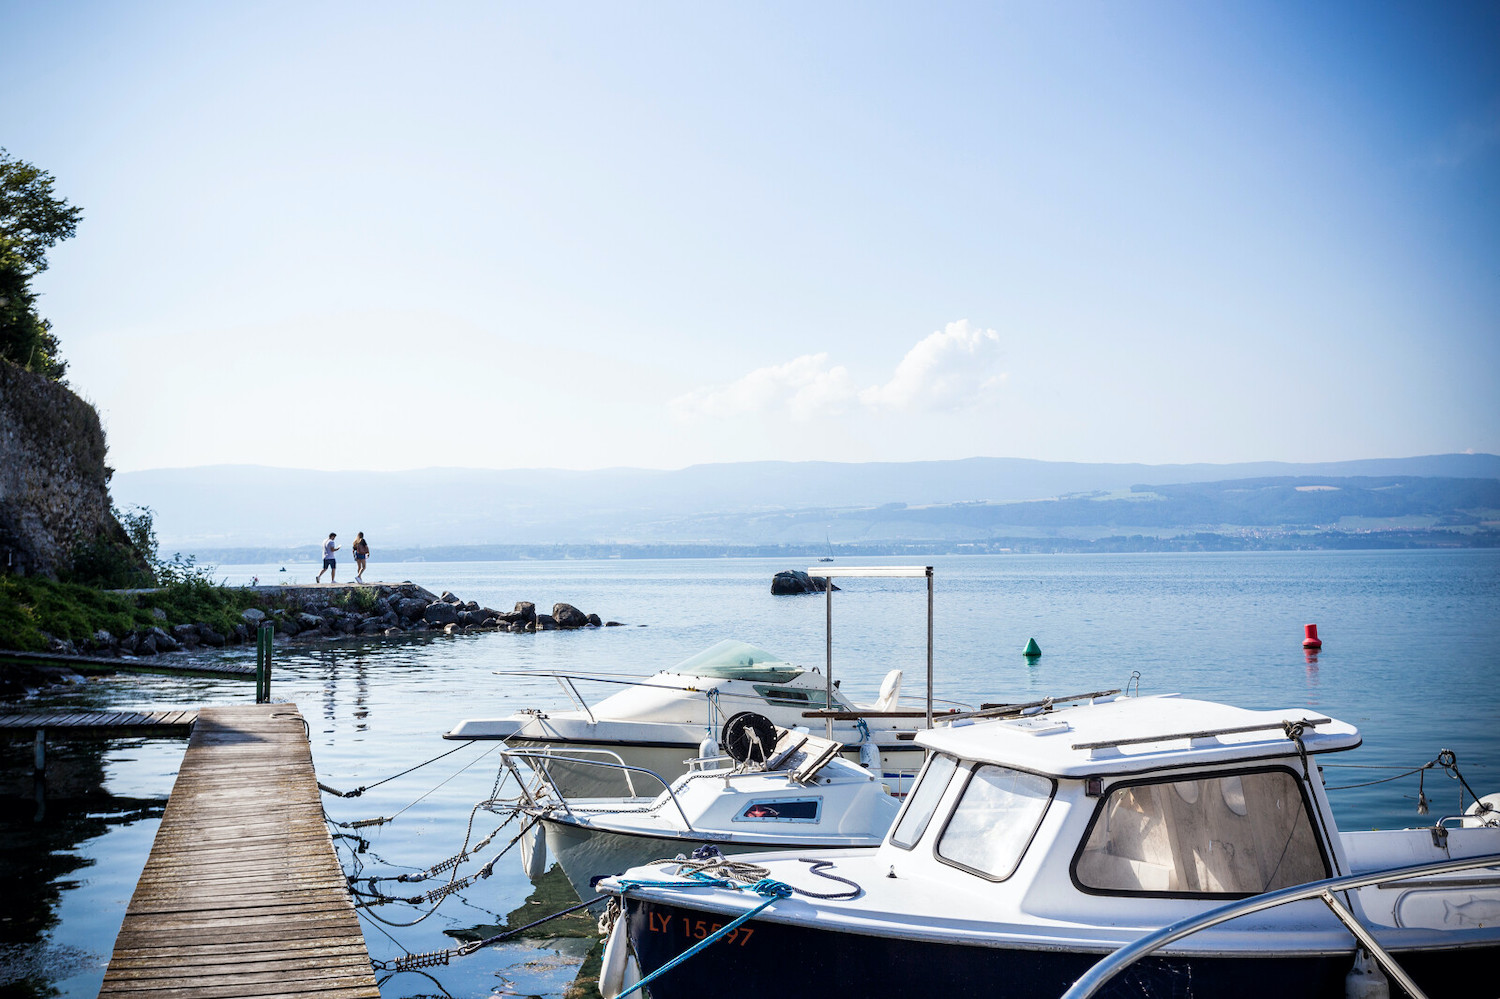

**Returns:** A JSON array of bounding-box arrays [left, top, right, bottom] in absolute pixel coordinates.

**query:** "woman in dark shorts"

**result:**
[[353, 532, 370, 583]]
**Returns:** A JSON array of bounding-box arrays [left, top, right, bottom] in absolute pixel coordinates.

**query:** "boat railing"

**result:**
[[1060, 851, 1500, 999], [553, 675, 597, 723], [502, 749, 695, 832]]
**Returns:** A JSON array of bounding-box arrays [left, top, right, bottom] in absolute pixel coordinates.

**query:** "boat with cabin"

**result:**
[[596, 692, 1500, 998]]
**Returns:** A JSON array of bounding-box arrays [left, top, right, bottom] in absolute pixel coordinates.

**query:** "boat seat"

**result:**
[[873, 670, 903, 712]]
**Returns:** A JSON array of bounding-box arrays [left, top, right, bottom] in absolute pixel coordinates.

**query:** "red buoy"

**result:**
[[1302, 624, 1322, 649]]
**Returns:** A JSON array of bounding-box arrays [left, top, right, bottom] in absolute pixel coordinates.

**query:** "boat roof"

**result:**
[[663, 639, 805, 683], [917, 694, 1361, 777]]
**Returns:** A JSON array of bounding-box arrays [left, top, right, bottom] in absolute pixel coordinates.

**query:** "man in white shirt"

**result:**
[[315, 532, 340, 583]]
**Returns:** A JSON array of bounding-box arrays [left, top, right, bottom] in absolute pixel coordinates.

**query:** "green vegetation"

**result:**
[[0, 148, 83, 381], [0, 574, 269, 652], [65, 504, 218, 590]]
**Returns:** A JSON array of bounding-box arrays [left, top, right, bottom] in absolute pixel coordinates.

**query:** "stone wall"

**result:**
[[0, 359, 120, 576]]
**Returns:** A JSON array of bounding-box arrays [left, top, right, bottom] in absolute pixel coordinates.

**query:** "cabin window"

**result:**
[[734, 798, 821, 823], [752, 685, 831, 708], [1073, 768, 1329, 897], [936, 766, 1055, 880], [890, 753, 958, 850]]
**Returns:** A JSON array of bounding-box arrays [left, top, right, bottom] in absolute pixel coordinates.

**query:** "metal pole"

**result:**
[[255, 627, 265, 702], [925, 567, 934, 730], [825, 579, 834, 740], [263, 623, 273, 703]]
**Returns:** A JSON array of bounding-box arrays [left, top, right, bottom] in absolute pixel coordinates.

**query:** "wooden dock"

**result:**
[[0, 709, 198, 738], [99, 704, 379, 999], [0, 647, 256, 679]]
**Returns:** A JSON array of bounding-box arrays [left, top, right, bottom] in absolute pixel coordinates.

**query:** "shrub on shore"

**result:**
[[0, 575, 265, 652]]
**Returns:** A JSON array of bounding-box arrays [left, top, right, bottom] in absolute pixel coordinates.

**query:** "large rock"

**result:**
[[197, 625, 226, 648], [552, 603, 589, 629], [396, 597, 428, 620], [771, 569, 840, 595], [423, 601, 459, 625], [535, 614, 557, 631], [508, 601, 536, 625], [241, 608, 267, 625], [439, 591, 461, 604], [586, 613, 602, 627], [297, 612, 323, 629]]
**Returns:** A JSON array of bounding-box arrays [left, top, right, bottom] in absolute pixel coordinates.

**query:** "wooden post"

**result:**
[[33, 728, 44, 772]]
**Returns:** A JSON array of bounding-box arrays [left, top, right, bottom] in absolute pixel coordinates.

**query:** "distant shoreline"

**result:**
[[178, 529, 1500, 564]]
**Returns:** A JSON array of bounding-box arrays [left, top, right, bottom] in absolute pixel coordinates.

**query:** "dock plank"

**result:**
[[0, 709, 199, 737], [99, 704, 378, 999]]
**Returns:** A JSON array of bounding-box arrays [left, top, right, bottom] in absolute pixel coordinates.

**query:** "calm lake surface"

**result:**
[[3, 551, 1497, 998]]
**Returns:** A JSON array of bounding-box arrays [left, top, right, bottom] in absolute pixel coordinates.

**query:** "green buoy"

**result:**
[[1023, 637, 1042, 658]]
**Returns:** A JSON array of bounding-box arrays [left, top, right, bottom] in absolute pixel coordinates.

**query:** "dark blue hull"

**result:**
[[625, 897, 1490, 998]]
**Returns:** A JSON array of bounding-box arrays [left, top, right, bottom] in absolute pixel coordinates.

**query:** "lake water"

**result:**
[[2, 551, 1497, 997]]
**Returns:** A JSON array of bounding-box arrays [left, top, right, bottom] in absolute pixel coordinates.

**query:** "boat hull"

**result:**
[[622, 896, 1498, 999], [508, 736, 922, 798]]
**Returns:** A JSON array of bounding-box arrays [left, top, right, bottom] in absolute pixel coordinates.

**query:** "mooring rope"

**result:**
[[318, 740, 477, 798], [369, 894, 607, 972]]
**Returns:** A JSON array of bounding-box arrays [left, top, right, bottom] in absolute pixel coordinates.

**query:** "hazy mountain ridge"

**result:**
[[112, 454, 1500, 551]]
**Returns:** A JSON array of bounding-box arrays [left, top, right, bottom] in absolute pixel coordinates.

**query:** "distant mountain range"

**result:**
[[111, 454, 1500, 558]]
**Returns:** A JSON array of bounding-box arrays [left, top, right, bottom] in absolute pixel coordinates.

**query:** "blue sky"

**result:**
[[6, 1, 1497, 471]]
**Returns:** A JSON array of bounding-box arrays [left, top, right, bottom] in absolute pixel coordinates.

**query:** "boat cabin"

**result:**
[[885, 694, 1362, 914]]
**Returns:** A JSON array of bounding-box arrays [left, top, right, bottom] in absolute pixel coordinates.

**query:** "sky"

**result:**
[[5, 1, 1498, 473]]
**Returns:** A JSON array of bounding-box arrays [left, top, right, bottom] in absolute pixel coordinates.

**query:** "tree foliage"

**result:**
[[0, 148, 83, 380]]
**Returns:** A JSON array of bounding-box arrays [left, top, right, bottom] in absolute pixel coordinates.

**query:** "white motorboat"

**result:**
[[597, 692, 1500, 999], [446, 638, 961, 795], [509, 715, 902, 901]]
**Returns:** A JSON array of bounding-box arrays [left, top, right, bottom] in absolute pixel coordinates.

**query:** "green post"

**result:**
[[256, 623, 274, 703]]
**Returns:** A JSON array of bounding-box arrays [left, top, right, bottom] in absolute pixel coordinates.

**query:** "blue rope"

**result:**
[[615, 878, 792, 999], [855, 717, 871, 742]]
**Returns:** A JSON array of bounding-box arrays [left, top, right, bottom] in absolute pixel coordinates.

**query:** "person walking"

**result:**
[[353, 532, 370, 583], [315, 532, 339, 583]]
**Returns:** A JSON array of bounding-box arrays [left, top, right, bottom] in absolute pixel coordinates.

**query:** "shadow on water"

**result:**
[[366, 866, 603, 999], [445, 866, 603, 999], [0, 737, 166, 999]]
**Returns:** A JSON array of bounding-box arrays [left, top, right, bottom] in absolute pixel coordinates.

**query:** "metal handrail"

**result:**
[[554, 675, 597, 724], [1061, 852, 1500, 999], [528, 746, 639, 797], [502, 750, 694, 831]]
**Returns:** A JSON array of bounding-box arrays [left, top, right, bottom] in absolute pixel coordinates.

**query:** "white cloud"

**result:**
[[669, 353, 859, 421], [860, 320, 1004, 412], [670, 320, 1006, 422]]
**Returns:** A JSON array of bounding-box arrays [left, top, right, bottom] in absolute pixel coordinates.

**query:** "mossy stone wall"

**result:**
[[0, 359, 118, 576]]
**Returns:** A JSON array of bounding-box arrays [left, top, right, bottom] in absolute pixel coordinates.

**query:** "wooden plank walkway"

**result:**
[[0, 709, 198, 737], [0, 647, 256, 678], [100, 704, 379, 999]]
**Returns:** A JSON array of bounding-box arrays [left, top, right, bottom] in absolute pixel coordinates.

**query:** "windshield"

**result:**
[[668, 639, 804, 682]]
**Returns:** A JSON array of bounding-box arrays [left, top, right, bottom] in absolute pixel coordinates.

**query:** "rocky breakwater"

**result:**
[[41, 583, 619, 661], [271, 584, 619, 641]]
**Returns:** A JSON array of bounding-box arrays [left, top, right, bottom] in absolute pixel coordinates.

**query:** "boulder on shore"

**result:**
[[424, 601, 459, 625], [771, 569, 840, 595], [552, 603, 590, 629]]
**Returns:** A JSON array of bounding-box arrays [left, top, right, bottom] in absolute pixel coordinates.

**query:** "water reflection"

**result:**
[[0, 737, 168, 998]]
